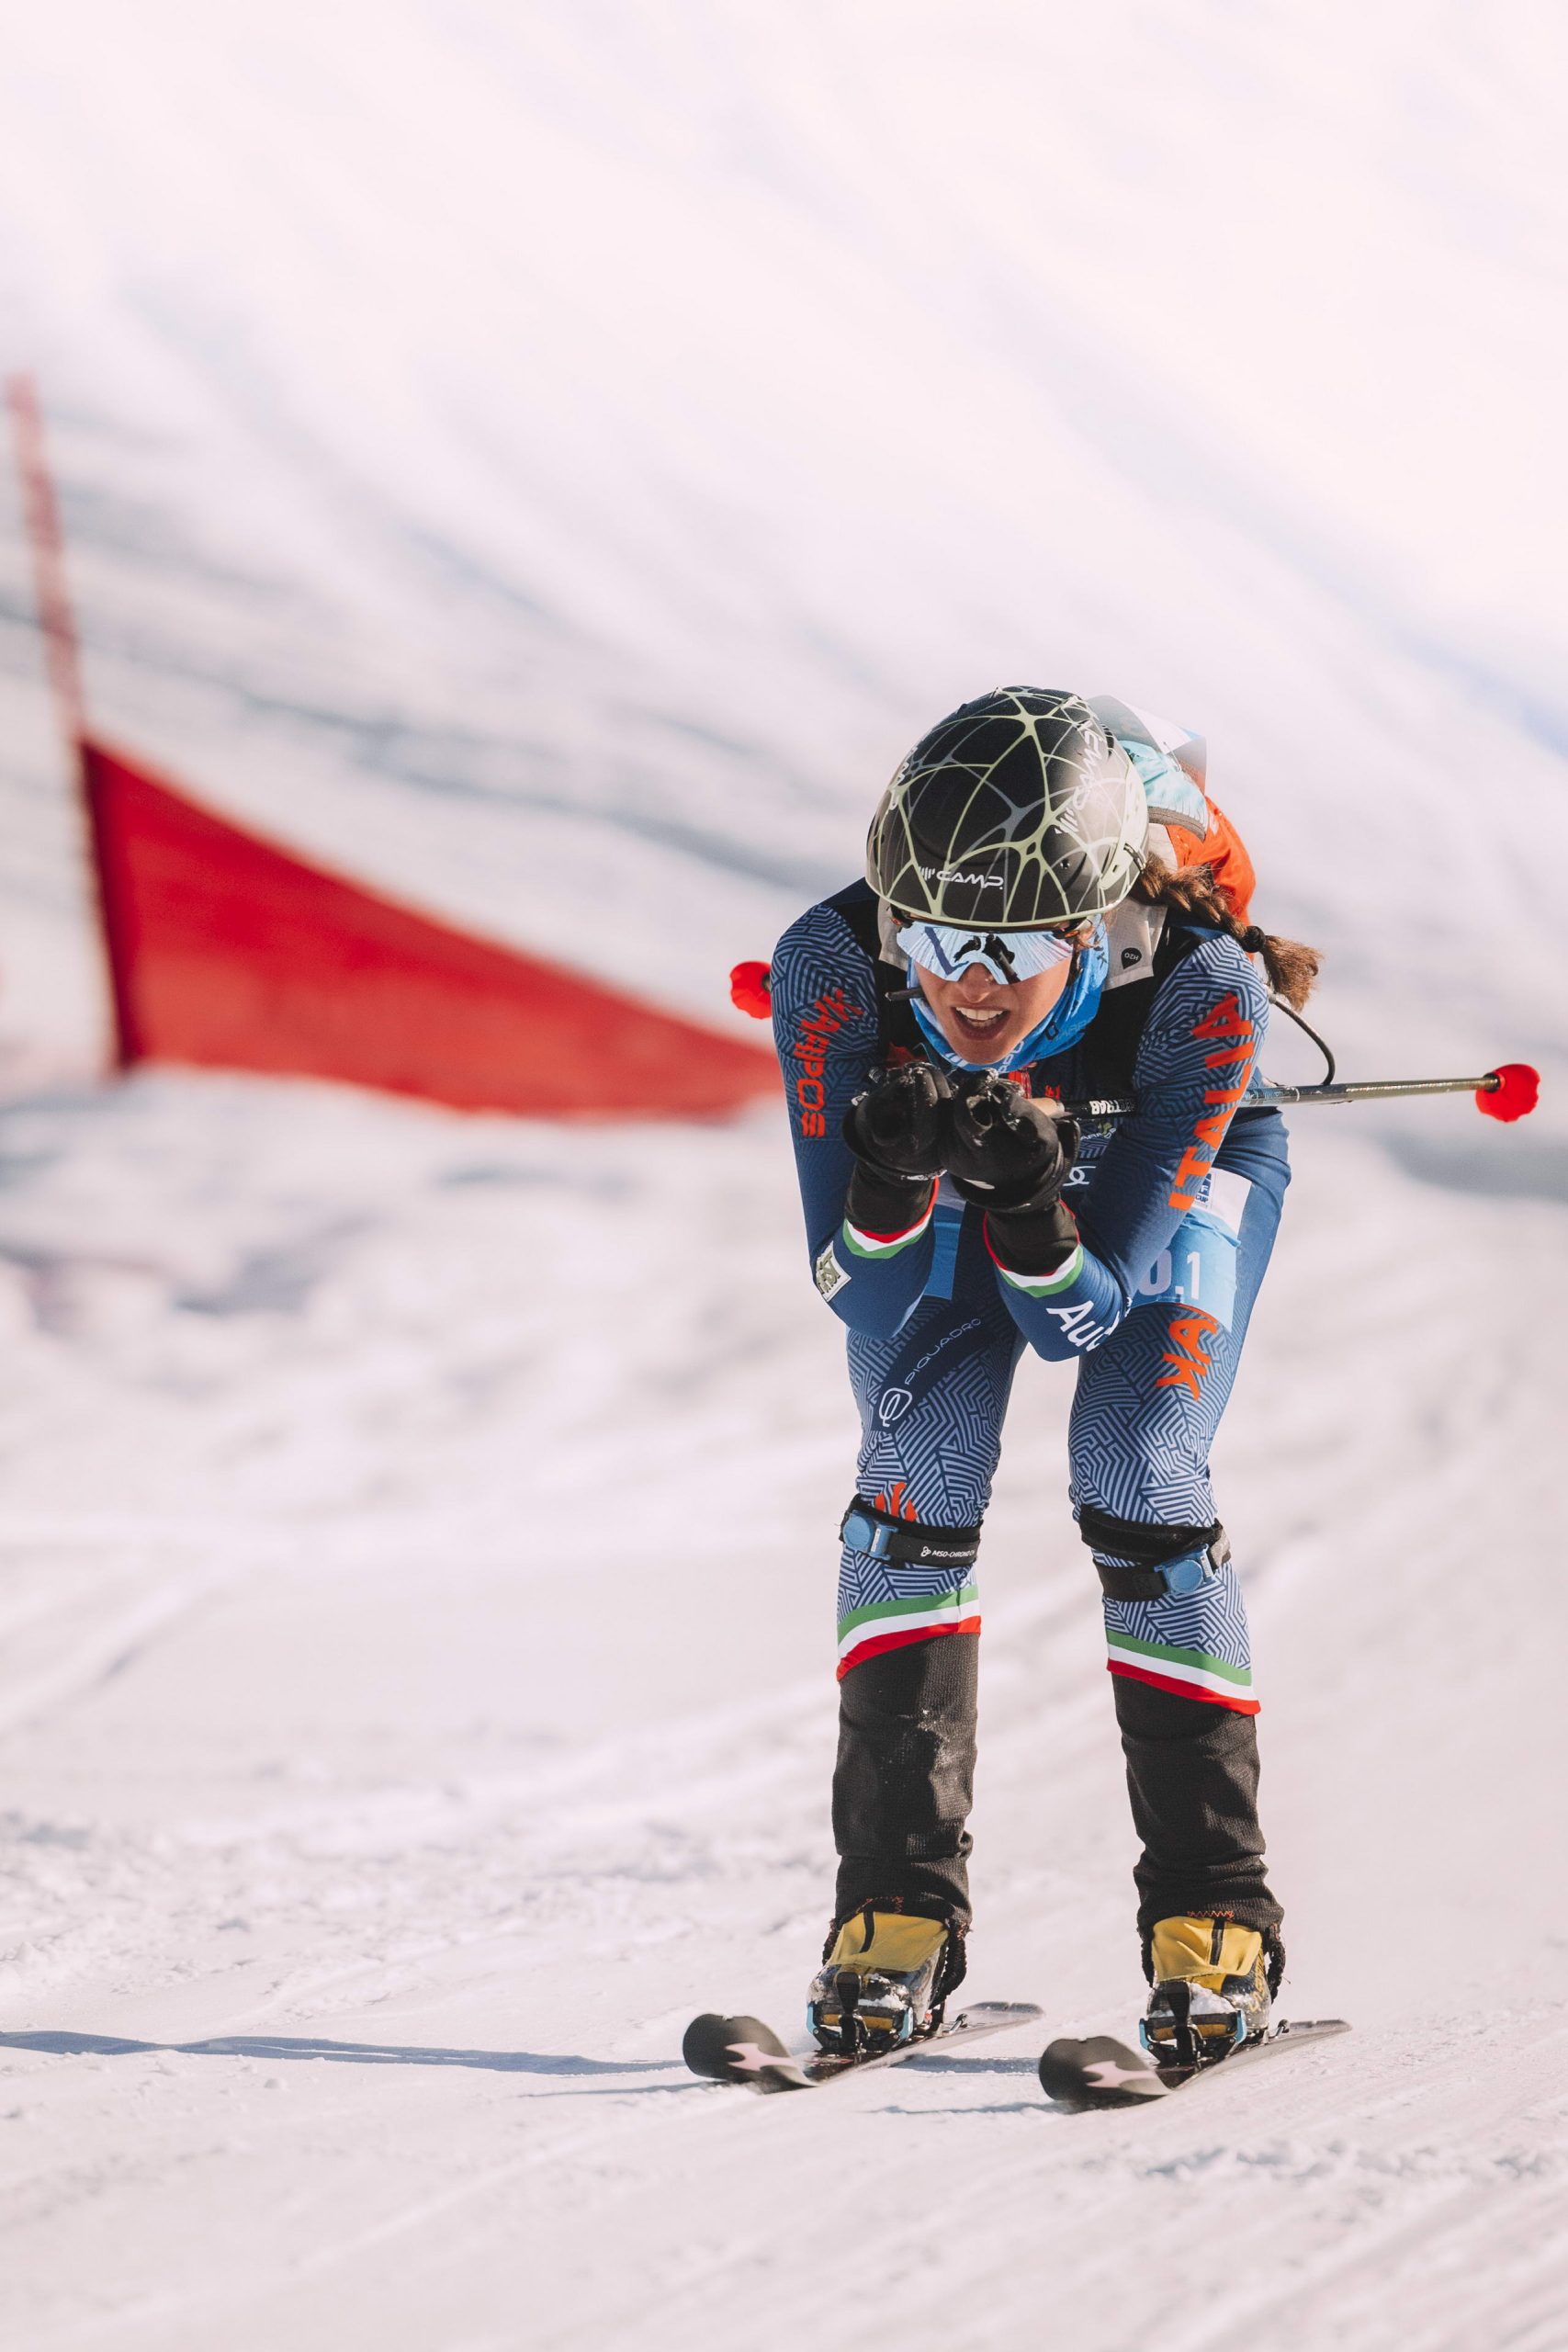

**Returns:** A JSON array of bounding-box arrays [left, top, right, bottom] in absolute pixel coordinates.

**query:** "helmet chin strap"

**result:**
[[909, 924, 1110, 1071]]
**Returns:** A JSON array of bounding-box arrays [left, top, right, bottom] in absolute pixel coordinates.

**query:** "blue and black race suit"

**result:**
[[772, 879, 1288, 1939]]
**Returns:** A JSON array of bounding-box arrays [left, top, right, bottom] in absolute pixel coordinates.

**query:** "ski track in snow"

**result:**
[[0, 1075, 1562, 2351]]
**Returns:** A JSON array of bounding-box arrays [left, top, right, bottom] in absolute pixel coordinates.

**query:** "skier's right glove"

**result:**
[[841, 1060, 950, 1236], [946, 1073, 1081, 1276]]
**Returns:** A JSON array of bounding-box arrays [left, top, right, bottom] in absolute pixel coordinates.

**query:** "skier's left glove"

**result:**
[[946, 1074, 1081, 1275]]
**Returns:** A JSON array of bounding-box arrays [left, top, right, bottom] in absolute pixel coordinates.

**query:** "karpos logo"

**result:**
[[791, 985, 863, 1137]]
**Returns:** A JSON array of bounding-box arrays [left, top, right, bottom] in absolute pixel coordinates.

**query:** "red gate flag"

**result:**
[[80, 737, 780, 1118]]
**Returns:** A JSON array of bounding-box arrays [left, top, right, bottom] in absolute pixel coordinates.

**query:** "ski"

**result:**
[[1037, 2017, 1350, 2109], [683, 2001, 1043, 2094]]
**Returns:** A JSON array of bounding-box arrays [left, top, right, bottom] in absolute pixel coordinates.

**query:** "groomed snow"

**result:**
[[0, 6, 1565, 2346], [0, 1076, 1564, 2350]]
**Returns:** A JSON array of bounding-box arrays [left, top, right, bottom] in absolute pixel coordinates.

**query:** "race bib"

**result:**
[[1136, 1170, 1251, 1329]]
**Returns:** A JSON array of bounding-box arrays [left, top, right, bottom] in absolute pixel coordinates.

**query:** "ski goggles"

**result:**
[[896, 918, 1082, 986]]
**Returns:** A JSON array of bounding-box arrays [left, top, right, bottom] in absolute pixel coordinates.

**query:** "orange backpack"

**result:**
[[1086, 695, 1255, 923]]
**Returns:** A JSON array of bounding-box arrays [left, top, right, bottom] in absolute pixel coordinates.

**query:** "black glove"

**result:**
[[946, 1074, 1081, 1276], [842, 1060, 950, 1233], [945, 1075, 1077, 1210], [844, 1060, 951, 1180]]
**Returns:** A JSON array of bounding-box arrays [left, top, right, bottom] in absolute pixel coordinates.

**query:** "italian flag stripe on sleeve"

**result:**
[[992, 1242, 1084, 1297], [841, 1194, 936, 1259]]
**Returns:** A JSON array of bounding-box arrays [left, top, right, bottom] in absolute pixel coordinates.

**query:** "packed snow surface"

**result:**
[[1, 5, 1566, 2348], [1, 1078, 1565, 2351]]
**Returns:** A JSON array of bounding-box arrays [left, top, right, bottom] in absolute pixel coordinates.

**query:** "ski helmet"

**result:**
[[866, 687, 1149, 930]]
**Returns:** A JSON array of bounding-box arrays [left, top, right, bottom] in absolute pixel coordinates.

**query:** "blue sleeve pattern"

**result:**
[[771, 901, 937, 1338], [992, 937, 1273, 1361]]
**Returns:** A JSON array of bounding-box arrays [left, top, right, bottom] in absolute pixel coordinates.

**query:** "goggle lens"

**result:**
[[898, 920, 1078, 984]]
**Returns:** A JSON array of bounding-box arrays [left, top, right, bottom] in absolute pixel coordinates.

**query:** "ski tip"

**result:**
[[682, 2013, 813, 2091], [1038, 2034, 1167, 2109], [682, 2012, 739, 2079]]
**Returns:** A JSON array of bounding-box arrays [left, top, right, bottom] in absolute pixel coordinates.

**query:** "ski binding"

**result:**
[[1038, 2016, 1350, 2109]]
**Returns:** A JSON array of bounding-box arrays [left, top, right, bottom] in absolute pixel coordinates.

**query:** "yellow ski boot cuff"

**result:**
[[828, 1911, 950, 1974], [1149, 1915, 1263, 1991]]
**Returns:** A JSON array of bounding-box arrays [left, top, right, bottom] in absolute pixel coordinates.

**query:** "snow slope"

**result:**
[[0, 1077, 1564, 2352], [0, 6, 1565, 2346]]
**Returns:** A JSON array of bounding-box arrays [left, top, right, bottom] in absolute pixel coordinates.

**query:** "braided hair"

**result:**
[[1134, 853, 1320, 1011]]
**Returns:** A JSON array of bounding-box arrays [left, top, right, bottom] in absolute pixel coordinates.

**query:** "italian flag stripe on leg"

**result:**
[[1106, 1633, 1258, 1714], [838, 1582, 979, 1645], [838, 1615, 981, 1681], [837, 1585, 981, 1678]]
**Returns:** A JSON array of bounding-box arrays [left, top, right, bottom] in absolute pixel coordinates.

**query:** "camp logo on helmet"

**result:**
[[919, 864, 1005, 888]]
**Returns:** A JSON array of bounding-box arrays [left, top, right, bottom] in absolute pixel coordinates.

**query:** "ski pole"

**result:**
[[1065, 1063, 1540, 1126]]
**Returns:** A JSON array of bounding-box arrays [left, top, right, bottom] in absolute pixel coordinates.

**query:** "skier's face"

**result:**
[[916, 949, 1078, 1064]]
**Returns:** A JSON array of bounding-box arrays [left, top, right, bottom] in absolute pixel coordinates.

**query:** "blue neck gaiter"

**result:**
[[910, 922, 1110, 1072]]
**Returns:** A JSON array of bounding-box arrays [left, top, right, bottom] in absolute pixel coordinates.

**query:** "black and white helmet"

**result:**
[[866, 687, 1149, 929]]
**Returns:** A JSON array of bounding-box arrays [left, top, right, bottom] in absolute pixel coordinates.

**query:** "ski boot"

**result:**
[[1141, 1915, 1275, 2069], [806, 1904, 961, 2058]]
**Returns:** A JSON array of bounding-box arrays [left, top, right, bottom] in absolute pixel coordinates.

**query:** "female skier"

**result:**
[[769, 686, 1319, 2067]]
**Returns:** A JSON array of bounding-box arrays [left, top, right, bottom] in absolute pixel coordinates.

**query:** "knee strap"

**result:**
[[840, 1497, 982, 1569], [1077, 1503, 1231, 1601]]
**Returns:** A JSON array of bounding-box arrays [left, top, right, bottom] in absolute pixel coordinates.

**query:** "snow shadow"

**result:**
[[1378, 1130, 1568, 1207], [0, 2029, 681, 2077], [883, 2052, 1040, 2075]]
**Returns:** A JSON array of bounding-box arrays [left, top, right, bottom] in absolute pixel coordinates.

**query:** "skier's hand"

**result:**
[[945, 1074, 1078, 1213], [842, 1060, 952, 1183], [840, 1061, 950, 1246]]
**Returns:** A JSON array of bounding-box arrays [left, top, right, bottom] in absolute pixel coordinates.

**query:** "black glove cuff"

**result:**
[[984, 1198, 1079, 1276], [845, 1163, 935, 1238]]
